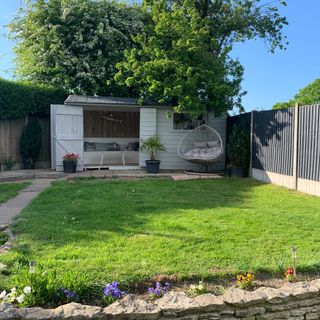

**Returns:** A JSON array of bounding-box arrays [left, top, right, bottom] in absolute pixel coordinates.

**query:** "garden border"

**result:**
[[2, 280, 320, 319]]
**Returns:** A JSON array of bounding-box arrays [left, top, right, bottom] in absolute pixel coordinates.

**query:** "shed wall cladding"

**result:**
[[298, 105, 320, 181], [84, 110, 139, 138], [253, 108, 295, 176], [153, 108, 227, 171]]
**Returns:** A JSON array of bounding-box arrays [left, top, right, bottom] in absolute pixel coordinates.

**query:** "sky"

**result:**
[[0, 1, 319, 112]]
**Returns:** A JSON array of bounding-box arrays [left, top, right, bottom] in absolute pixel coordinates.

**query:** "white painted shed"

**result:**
[[51, 95, 227, 172]]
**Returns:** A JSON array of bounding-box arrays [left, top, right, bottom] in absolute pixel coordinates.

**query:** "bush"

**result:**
[[227, 122, 250, 168], [0, 78, 67, 120], [20, 119, 42, 163]]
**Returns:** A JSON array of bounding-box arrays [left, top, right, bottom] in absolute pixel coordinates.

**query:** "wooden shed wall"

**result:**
[[84, 110, 139, 138]]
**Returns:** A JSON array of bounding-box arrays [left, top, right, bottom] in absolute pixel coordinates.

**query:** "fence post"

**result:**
[[292, 103, 300, 190], [249, 110, 255, 177]]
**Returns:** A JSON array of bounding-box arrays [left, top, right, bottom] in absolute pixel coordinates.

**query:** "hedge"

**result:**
[[0, 78, 67, 120]]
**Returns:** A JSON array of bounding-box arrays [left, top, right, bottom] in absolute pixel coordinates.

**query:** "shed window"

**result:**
[[172, 113, 205, 130]]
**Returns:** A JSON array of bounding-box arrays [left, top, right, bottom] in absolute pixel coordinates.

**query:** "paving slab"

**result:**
[[0, 179, 53, 228], [0, 170, 65, 183]]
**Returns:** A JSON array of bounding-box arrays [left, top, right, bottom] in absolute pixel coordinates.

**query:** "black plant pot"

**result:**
[[23, 159, 34, 170], [145, 160, 161, 174], [230, 166, 247, 178], [63, 160, 77, 173]]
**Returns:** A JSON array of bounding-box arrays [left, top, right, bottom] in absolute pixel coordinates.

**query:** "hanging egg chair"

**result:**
[[177, 124, 224, 168]]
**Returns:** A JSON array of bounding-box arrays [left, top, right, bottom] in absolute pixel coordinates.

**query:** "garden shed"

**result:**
[[51, 95, 227, 172]]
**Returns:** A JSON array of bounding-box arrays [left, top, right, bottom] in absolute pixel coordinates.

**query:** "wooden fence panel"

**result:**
[[298, 105, 320, 181], [252, 109, 295, 176], [0, 117, 50, 167]]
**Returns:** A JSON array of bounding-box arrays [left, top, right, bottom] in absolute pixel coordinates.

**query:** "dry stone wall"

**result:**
[[2, 280, 320, 319]]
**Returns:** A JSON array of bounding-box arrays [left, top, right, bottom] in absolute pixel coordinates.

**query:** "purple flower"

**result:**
[[148, 282, 171, 297], [60, 288, 79, 301], [103, 282, 125, 300]]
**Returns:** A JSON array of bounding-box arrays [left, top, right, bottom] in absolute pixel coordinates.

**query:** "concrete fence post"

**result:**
[[292, 103, 300, 190], [249, 110, 255, 178]]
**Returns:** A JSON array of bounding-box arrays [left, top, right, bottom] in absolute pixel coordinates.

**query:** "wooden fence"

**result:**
[[227, 104, 320, 196], [0, 117, 51, 169]]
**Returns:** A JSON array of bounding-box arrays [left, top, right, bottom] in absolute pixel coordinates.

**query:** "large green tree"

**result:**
[[115, 0, 288, 115], [273, 79, 320, 109], [9, 0, 145, 96]]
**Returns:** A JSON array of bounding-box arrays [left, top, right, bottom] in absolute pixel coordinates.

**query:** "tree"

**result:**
[[115, 0, 288, 115], [9, 0, 145, 96], [272, 79, 320, 109]]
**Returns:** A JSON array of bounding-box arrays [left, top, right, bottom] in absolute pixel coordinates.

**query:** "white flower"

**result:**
[[10, 288, 16, 293], [23, 286, 31, 294], [0, 290, 6, 300], [16, 294, 25, 304]]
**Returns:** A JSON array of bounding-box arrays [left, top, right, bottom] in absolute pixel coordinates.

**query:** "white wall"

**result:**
[[139, 107, 227, 171]]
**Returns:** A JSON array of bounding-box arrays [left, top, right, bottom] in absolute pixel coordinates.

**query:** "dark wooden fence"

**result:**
[[0, 117, 51, 169], [227, 104, 320, 196]]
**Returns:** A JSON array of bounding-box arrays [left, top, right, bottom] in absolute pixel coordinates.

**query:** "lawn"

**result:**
[[1, 178, 320, 298], [0, 181, 30, 204]]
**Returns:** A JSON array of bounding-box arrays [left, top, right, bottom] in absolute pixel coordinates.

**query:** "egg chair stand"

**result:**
[[177, 124, 224, 174]]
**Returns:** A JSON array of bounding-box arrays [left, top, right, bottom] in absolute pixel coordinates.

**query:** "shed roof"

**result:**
[[65, 95, 138, 107]]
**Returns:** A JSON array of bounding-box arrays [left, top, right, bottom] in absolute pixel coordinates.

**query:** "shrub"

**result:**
[[227, 122, 250, 168], [0, 78, 67, 120], [20, 119, 42, 164], [140, 136, 165, 160]]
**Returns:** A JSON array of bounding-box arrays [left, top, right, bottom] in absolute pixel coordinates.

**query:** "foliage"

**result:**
[[9, 0, 146, 96], [294, 79, 320, 105], [148, 282, 171, 299], [20, 119, 42, 162], [6, 266, 96, 307], [103, 282, 125, 305], [63, 153, 80, 162], [188, 281, 207, 297], [116, 0, 288, 115], [0, 78, 66, 120], [0, 182, 30, 204], [272, 79, 320, 109], [0, 232, 8, 246], [3, 159, 16, 171], [140, 136, 165, 160], [227, 122, 250, 167], [236, 272, 255, 290]]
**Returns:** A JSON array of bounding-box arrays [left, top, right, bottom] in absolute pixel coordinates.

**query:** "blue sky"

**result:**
[[0, 1, 319, 112]]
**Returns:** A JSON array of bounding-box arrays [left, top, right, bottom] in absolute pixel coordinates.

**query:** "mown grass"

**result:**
[[0, 181, 30, 204], [1, 178, 320, 290]]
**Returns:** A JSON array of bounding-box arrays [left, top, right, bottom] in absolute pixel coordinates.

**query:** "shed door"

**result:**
[[51, 104, 83, 172]]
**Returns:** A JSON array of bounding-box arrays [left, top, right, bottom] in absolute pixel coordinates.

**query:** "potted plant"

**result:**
[[227, 122, 250, 178], [20, 119, 42, 169], [63, 153, 80, 173], [140, 135, 165, 174]]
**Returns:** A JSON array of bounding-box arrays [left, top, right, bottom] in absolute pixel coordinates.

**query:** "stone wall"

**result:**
[[2, 280, 320, 319]]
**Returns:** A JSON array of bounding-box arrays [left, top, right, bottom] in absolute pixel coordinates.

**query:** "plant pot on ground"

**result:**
[[140, 136, 165, 174], [63, 153, 80, 173], [20, 118, 42, 169], [227, 121, 250, 178]]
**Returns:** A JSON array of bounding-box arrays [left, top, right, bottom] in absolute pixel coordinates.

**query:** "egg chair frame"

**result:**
[[177, 124, 224, 173]]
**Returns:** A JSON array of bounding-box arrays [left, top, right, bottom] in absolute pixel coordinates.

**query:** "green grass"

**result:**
[[0, 181, 30, 204], [1, 178, 320, 289]]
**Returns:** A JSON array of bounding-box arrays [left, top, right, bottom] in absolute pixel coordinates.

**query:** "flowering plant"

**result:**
[[236, 272, 255, 290], [103, 282, 125, 305], [188, 281, 207, 297], [148, 282, 170, 299], [284, 267, 296, 282], [0, 286, 32, 305], [58, 287, 80, 302], [63, 153, 80, 161]]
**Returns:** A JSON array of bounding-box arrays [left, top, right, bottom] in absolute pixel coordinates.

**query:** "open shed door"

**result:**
[[51, 105, 84, 172]]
